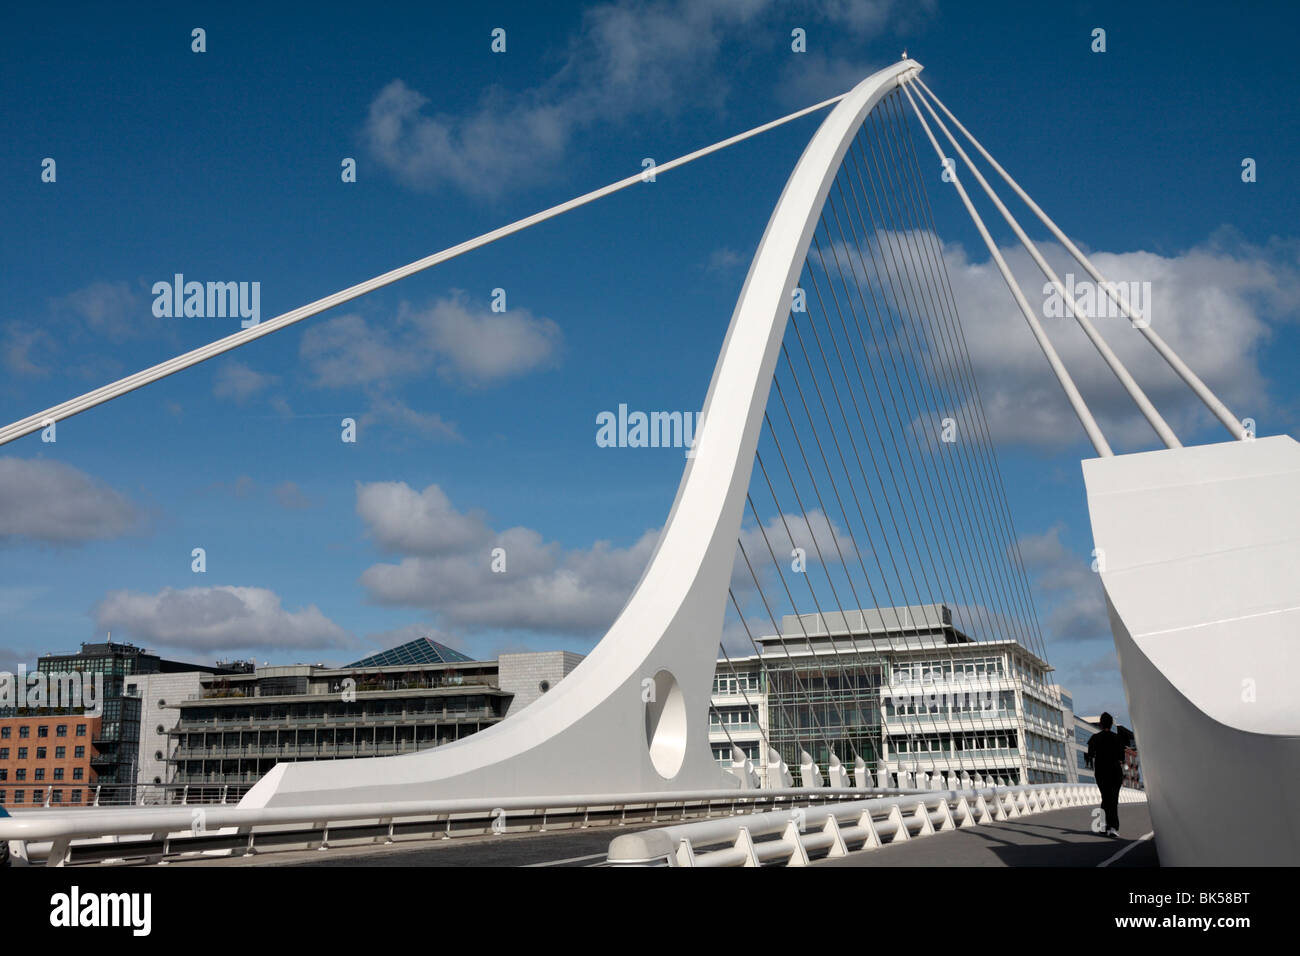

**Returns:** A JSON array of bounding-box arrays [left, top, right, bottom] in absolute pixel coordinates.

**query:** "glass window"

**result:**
[[76, 724, 87, 736], [19, 726, 29, 738], [73, 768, 84, 780], [13, 790, 23, 804], [15, 769, 26, 781], [37, 725, 48, 737], [34, 768, 45, 781], [36, 747, 46, 760], [17, 747, 27, 760], [0, 727, 8, 739], [74, 746, 85, 758], [71, 791, 82, 803], [55, 746, 65, 759], [54, 767, 64, 780], [56, 724, 67, 737]]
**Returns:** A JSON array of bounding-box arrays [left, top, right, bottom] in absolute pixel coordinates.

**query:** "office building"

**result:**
[[165, 638, 581, 799], [711, 604, 1072, 787]]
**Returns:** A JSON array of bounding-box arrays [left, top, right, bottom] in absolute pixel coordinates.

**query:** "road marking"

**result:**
[[524, 852, 609, 867], [1098, 831, 1154, 867]]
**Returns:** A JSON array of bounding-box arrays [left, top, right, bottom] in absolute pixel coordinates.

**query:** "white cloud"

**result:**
[[2, 280, 156, 378], [706, 247, 745, 273], [825, 229, 1300, 452], [363, 0, 920, 196], [357, 482, 492, 556], [299, 294, 561, 390], [776, 54, 885, 108], [417, 297, 563, 385], [0, 457, 139, 544], [355, 481, 660, 635], [1018, 524, 1108, 644], [359, 392, 462, 442], [272, 480, 312, 510], [736, 509, 852, 571], [213, 360, 279, 403], [50, 281, 147, 344], [94, 585, 352, 654]]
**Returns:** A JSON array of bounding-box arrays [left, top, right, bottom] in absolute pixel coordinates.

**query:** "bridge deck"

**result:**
[[816, 804, 1155, 867]]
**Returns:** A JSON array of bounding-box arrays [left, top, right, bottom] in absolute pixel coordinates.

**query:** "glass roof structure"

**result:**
[[346, 637, 475, 668]]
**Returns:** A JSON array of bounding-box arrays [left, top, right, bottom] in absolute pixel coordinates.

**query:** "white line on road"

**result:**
[[524, 852, 609, 868], [1098, 831, 1154, 867]]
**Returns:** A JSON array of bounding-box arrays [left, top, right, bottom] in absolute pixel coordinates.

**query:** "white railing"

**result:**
[[0, 785, 927, 867], [605, 783, 1149, 866]]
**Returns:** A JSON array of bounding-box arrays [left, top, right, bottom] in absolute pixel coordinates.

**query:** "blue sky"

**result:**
[[2, 0, 1298, 724]]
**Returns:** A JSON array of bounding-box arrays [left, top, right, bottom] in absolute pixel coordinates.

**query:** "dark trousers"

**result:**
[[1097, 771, 1121, 832]]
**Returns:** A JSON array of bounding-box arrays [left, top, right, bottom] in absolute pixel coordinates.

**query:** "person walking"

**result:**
[[1085, 712, 1126, 837]]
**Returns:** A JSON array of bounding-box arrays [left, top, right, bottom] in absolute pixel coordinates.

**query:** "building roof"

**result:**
[[346, 637, 475, 668]]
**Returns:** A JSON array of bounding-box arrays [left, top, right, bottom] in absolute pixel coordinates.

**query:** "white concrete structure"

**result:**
[[498, 652, 585, 716], [1084, 436, 1300, 865], [125, 672, 208, 796]]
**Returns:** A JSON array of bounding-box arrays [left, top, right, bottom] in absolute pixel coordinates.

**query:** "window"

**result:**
[[56, 724, 67, 737], [36, 747, 46, 760], [54, 768, 65, 780], [0, 748, 6, 760], [73, 768, 84, 780], [17, 747, 27, 760], [13, 790, 23, 804], [37, 725, 48, 737], [34, 768, 45, 781], [0, 770, 6, 781], [51, 789, 62, 804], [0, 727, 8, 739], [0, 789, 5, 802], [74, 746, 85, 758], [71, 791, 82, 803], [55, 746, 65, 759], [19, 726, 29, 738], [15, 769, 26, 781], [76, 724, 86, 737]]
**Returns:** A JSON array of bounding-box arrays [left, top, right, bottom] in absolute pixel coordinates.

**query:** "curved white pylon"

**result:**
[[240, 59, 924, 808]]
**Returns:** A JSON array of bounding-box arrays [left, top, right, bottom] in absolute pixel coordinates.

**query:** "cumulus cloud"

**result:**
[[50, 281, 148, 344], [363, 0, 921, 196], [820, 229, 1300, 452], [736, 509, 852, 573], [2, 280, 155, 379], [776, 54, 885, 108], [1018, 524, 1108, 644], [300, 294, 561, 390], [356, 481, 660, 635], [0, 457, 140, 545], [94, 585, 352, 654]]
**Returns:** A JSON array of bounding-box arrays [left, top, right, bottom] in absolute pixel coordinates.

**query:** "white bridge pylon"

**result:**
[[238, 59, 926, 807]]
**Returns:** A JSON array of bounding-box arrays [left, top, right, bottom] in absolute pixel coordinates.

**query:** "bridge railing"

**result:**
[[0, 785, 927, 867], [606, 783, 1148, 866]]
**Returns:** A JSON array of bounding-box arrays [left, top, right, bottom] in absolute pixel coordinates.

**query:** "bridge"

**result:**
[[1, 58, 1293, 869]]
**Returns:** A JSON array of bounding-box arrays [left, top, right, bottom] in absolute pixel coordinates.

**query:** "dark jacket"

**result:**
[[1085, 730, 1126, 777]]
